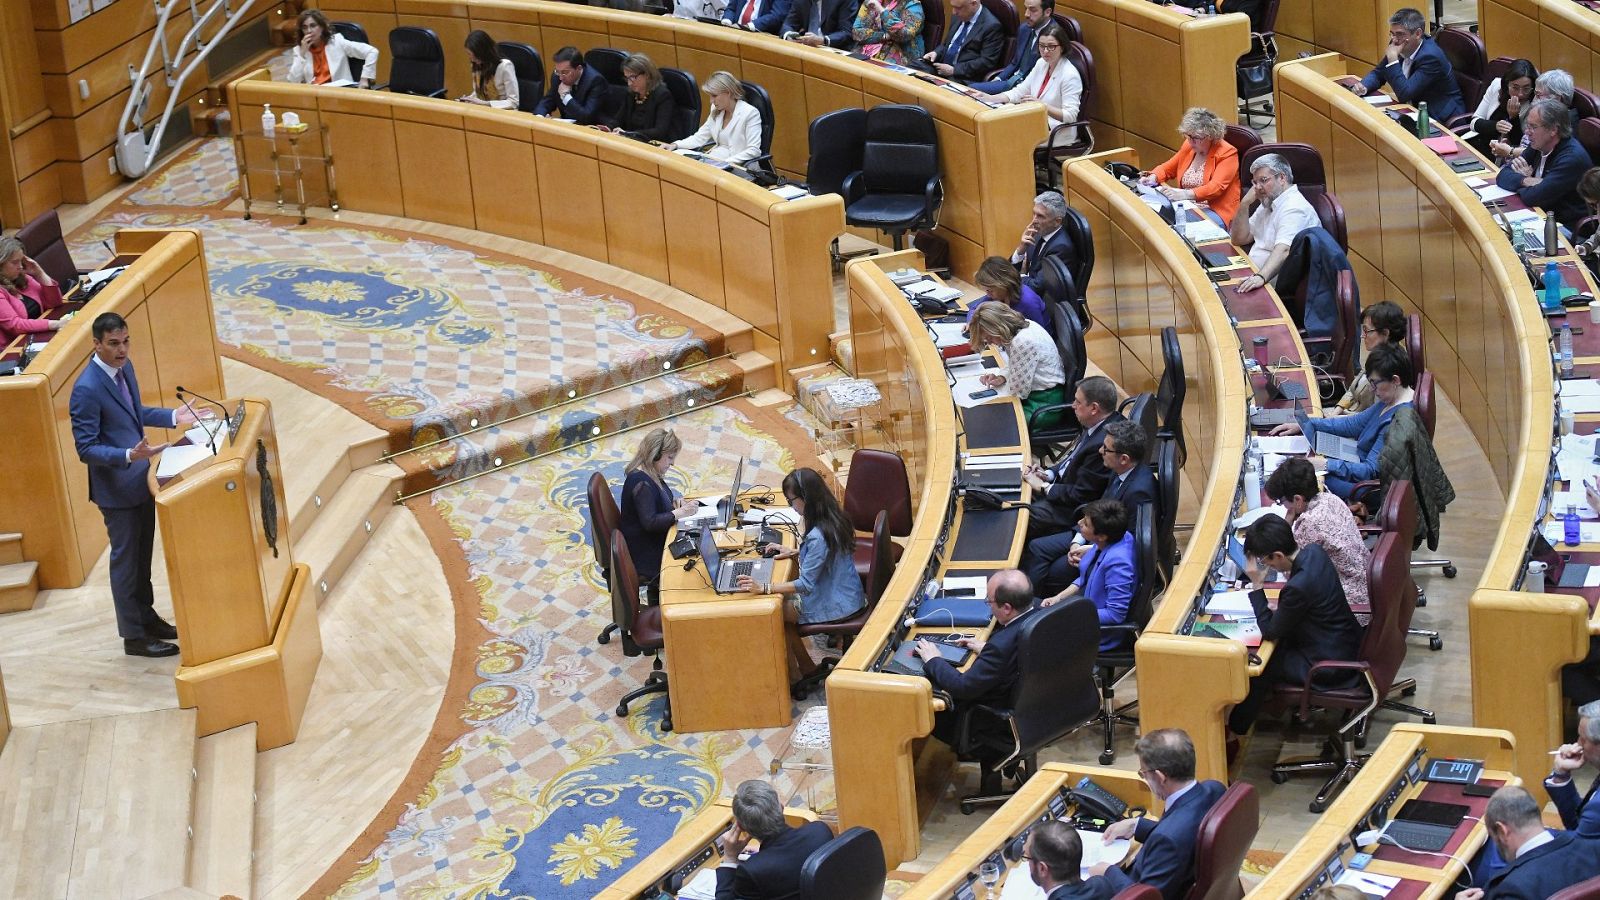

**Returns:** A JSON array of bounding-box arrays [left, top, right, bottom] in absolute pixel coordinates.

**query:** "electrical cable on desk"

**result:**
[[681, 556, 715, 590], [1352, 826, 1477, 889]]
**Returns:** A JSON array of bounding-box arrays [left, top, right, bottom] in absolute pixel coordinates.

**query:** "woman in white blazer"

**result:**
[[457, 30, 519, 109], [288, 10, 379, 87], [667, 71, 763, 165], [980, 21, 1081, 143]]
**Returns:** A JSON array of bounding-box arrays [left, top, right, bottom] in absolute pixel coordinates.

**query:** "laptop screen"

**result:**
[[724, 456, 745, 526], [699, 523, 720, 583]]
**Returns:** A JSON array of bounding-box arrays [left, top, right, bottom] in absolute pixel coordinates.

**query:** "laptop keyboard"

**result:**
[[728, 560, 755, 580], [1381, 821, 1453, 852]]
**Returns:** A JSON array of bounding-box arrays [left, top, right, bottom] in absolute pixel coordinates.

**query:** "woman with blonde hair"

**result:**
[[287, 9, 379, 87], [618, 428, 699, 584], [666, 71, 762, 164], [0, 236, 64, 347], [1140, 107, 1241, 226], [969, 256, 1049, 333], [969, 301, 1066, 430]]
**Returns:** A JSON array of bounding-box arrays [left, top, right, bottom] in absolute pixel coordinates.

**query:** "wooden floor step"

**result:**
[[0, 532, 22, 565], [188, 723, 257, 899], [296, 465, 402, 605], [0, 561, 39, 614]]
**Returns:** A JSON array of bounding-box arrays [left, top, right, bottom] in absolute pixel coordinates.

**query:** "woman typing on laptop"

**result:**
[[737, 468, 865, 691], [618, 429, 700, 587]]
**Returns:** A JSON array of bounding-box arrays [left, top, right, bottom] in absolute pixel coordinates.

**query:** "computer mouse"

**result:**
[[760, 546, 780, 558]]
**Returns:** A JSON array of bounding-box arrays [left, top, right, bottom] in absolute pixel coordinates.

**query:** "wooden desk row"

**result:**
[[1480, 0, 1600, 92], [0, 229, 225, 589]]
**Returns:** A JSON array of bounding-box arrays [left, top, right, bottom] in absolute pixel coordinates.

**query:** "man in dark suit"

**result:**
[[1348, 7, 1465, 121], [69, 312, 198, 657], [1225, 514, 1363, 738], [724, 0, 794, 35], [1459, 786, 1600, 900], [715, 780, 833, 900], [920, 0, 1006, 82], [1022, 820, 1113, 900], [1023, 420, 1156, 595], [533, 46, 611, 124], [914, 569, 1037, 793], [781, 0, 858, 49], [967, 0, 1053, 93], [1547, 699, 1600, 837], [1086, 729, 1226, 899], [1496, 98, 1595, 230], [1024, 375, 1124, 539], [1012, 190, 1077, 294]]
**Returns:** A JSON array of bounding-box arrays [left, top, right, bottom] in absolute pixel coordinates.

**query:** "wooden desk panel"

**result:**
[[1276, 0, 1409, 70], [1481, 0, 1600, 92], [659, 595, 790, 732]]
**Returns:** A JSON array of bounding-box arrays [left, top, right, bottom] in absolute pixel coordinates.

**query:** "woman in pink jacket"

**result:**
[[0, 236, 65, 347]]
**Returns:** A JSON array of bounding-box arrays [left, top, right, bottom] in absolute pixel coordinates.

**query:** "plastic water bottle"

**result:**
[[1560, 320, 1575, 375], [1242, 442, 1263, 511], [261, 103, 275, 139], [1567, 504, 1583, 546], [1514, 223, 1527, 256], [1416, 101, 1429, 138], [1549, 261, 1566, 315], [1205, 0, 1217, 14]]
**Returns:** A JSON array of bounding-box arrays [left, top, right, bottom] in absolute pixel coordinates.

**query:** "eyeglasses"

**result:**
[[1036, 41, 1061, 50], [1360, 325, 1378, 335]]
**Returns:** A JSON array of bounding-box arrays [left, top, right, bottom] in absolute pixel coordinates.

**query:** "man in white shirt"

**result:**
[[1229, 153, 1319, 292]]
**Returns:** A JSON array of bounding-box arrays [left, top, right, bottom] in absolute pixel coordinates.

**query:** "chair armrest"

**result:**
[[428, 88, 447, 99], [1296, 659, 1371, 719], [1027, 402, 1078, 431], [1444, 113, 1474, 132], [372, 81, 389, 92], [924, 176, 944, 215], [842, 170, 866, 205], [750, 153, 774, 175]]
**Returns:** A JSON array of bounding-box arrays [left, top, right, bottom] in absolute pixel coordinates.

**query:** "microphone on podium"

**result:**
[[176, 385, 229, 450]]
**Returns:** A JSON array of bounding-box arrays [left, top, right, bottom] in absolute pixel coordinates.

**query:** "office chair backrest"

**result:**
[[497, 42, 544, 113], [1052, 13, 1082, 43], [1575, 87, 1600, 124], [1060, 205, 1095, 299], [1222, 124, 1262, 161], [1414, 371, 1436, 439], [1129, 501, 1164, 618], [387, 26, 446, 96], [1579, 117, 1600, 167], [865, 510, 895, 607], [1111, 887, 1163, 900], [806, 107, 868, 197], [1184, 781, 1259, 900], [1241, 142, 1324, 199], [739, 81, 776, 157], [1330, 268, 1359, 379], [331, 21, 370, 44], [844, 449, 914, 537], [1254, 0, 1281, 33], [1358, 531, 1410, 694], [1119, 393, 1158, 464], [1310, 190, 1348, 253], [1065, 40, 1096, 121], [658, 68, 701, 141], [1433, 26, 1487, 111], [1038, 256, 1088, 332], [1156, 437, 1181, 571], [923, 0, 946, 52], [1049, 301, 1088, 391], [1157, 325, 1185, 446], [1404, 313, 1425, 378], [981, 0, 1019, 41], [15, 209, 79, 291], [858, 104, 937, 195], [1378, 479, 1419, 550], [1550, 873, 1600, 900], [584, 47, 628, 86], [608, 530, 645, 647], [1010, 596, 1102, 753], [799, 826, 884, 900], [586, 471, 619, 581]]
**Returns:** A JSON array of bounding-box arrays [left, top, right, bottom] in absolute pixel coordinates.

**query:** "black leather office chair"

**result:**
[[1027, 301, 1087, 457], [806, 107, 869, 269], [584, 47, 628, 86], [329, 21, 372, 84], [385, 27, 446, 97], [497, 42, 544, 113], [1031, 254, 1087, 333], [1117, 392, 1158, 465], [1074, 502, 1160, 764], [843, 105, 942, 250], [799, 827, 885, 900], [952, 595, 1101, 812], [739, 80, 778, 176], [1060, 205, 1095, 309], [1155, 437, 1181, 578], [1156, 326, 1186, 467], [1235, 0, 1280, 125], [608, 532, 672, 730], [1038, 41, 1096, 189], [15, 210, 88, 293], [660, 68, 701, 141], [923, 0, 945, 54]]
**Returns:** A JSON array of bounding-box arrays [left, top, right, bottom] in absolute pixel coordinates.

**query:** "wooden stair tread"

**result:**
[[296, 465, 402, 603], [0, 532, 22, 565], [188, 723, 257, 899], [0, 561, 39, 613]]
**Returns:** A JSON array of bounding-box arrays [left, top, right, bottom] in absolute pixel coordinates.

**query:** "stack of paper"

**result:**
[[1475, 184, 1515, 203], [770, 184, 809, 200], [904, 280, 964, 303], [1205, 590, 1257, 616], [930, 322, 970, 349], [1254, 436, 1310, 455]]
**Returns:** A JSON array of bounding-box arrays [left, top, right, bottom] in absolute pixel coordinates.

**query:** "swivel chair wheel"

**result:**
[[1401, 684, 1418, 697], [1423, 715, 1437, 725], [1354, 733, 1368, 750], [960, 800, 978, 815], [598, 623, 616, 645], [1309, 798, 1328, 813], [1443, 565, 1457, 578], [1099, 750, 1116, 765], [1429, 636, 1443, 651], [1270, 771, 1289, 784], [790, 684, 810, 701], [615, 703, 629, 717], [661, 714, 673, 732]]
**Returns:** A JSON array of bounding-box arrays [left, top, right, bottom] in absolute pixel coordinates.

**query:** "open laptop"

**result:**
[[700, 523, 775, 594], [682, 456, 745, 528]]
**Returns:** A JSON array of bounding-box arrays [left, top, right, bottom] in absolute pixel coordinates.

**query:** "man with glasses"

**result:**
[[1022, 420, 1155, 595], [1229, 153, 1319, 292], [533, 46, 610, 125], [1085, 729, 1225, 899], [967, 0, 1054, 94], [920, 0, 1006, 81], [1023, 375, 1124, 539], [1021, 821, 1109, 899], [1496, 97, 1594, 230], [1348, 7, 1465, 122]]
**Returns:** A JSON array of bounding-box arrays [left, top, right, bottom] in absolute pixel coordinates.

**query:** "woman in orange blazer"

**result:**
[[1141, 107, 1241, 226]]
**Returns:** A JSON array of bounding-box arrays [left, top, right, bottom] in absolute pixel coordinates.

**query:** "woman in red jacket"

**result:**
[[0, 236, 64, 347], [1140, 107, 1241, 226]]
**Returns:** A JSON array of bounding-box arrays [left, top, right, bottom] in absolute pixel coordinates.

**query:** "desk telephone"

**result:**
[[1069, 775, 1131, 822]]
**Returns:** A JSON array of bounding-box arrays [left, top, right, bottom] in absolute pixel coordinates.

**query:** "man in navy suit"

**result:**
[[1458, 786, 1600, 900], [1496, 98, 1595, 230], [715, 780, 833, 900], [533, 46, 611, 124], [1547, 700, 1600, 838], [723, 0, 793, 34], [1086, 729, 1225, 899], [920, 0, 1006, 82], [1022, 821, 1113, 900], [1024, 375, 1124, 539], [69, 312, 198, 657], [781, 0, 858, 49], [1012, 191, 1078, 294], [914, 569, 1038, 793], [1349, 7, 1465, 121], [1024, 420, 1157, 595], [967, 0, 1053, 93]]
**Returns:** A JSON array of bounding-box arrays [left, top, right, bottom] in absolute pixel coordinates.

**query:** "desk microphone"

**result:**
[[176, 385, 229, 448]]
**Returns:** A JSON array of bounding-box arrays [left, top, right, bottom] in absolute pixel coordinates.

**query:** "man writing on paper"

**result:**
[[69, 312, 199, 657]]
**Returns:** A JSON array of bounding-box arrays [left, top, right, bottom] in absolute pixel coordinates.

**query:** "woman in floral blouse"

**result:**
[[850, 0, 925, 66], [1264, 457, 1370, 616], [969, 301, 1066, 432]]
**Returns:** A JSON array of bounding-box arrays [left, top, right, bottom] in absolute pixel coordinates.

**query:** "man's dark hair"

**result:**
[[1242, 513, 1296, 558], [1360, 301, 1406, 343], [1264, 457, 1320, 504], [1083, 498, 1130, 544], [1134, 728, 1196, 781], [553, 45, 584, 67], [1105, 420, 1147, 464], [1029, 820, 1083, 882], [1364, 342, 1414, 388], [1077, 375, 1117, 415], [92, 312, 128, 340]]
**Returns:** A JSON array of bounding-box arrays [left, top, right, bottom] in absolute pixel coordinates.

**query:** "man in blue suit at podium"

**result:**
[[69, 312, 197, 657]]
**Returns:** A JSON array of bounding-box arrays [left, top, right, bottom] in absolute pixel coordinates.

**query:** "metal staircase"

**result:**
[[115, 0, 259, 179]]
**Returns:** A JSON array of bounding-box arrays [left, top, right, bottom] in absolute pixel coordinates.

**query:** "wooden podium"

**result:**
[[149, 397, 322, 750]]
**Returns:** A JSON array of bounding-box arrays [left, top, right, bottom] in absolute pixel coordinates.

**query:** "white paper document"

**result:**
[[1551, 490, 1598, 519], [1563, 394, 1600, 414], [1206, 589, 1258, 616], [678, 867, 718, 900], [1363, 93, 1394, 105], [1475, 185, 1515, 203], [155, 443, 214, 479], [930, 322, 970, 348], [953, 373, 1003, 408], [1253, 436, 1310, 455], [1232, 504, 1288, 530], [941, 575, 989, 595], [770, 184, 809, 200], [1335, 870, 1401, 896]]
